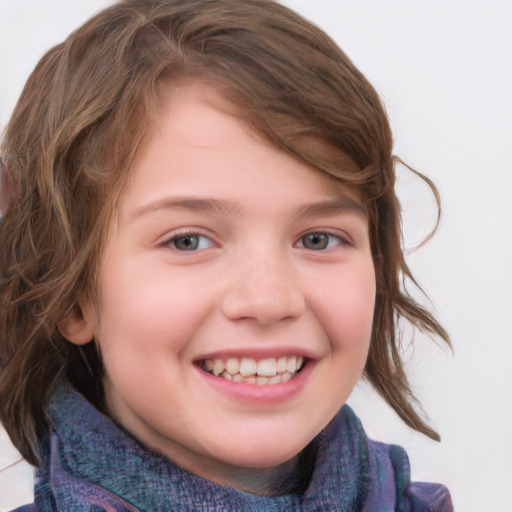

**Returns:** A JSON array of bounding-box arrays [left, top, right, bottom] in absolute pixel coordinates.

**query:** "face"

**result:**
[[65, 85, 375, 483]]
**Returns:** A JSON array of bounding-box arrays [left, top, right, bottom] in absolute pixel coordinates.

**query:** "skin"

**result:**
[[61, 84, 376, 495]]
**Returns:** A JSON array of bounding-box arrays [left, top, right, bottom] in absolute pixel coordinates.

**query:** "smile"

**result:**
[[200, 356, 306, 385]]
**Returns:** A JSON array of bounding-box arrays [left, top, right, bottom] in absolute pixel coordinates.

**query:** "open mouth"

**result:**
[[199, 356, 307, 386]]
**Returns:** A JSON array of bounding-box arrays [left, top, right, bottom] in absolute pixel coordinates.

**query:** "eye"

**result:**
[[297, 232, 346, 251], [165, 232, 214, 251]]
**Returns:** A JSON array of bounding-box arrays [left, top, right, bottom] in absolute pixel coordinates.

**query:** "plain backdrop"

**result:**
[[0, 1, 511, 511]]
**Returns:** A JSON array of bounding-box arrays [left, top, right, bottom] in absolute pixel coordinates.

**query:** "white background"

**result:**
[[0, 1, 511, 511]]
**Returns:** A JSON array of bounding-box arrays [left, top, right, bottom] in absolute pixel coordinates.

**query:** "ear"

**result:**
[[58, 305, 94, 346]]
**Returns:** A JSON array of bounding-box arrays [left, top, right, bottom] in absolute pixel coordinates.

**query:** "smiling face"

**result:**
[[62, 85, 376, 487]]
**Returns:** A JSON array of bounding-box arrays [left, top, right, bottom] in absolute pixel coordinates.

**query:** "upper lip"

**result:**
[[194, 346, 319, 363]]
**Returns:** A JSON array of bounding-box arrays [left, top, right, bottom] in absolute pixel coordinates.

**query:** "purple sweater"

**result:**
[[14, 384, 452, 511]]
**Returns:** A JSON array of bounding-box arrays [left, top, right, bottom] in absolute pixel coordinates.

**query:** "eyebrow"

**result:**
[[293, 196, 366, 219], [131, 197, 242, 220], [130, 195, 366, 221]]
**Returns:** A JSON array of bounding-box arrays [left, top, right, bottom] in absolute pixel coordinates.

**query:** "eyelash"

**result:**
[[159, 229, 352, 252], [159, 230, 216, 251], [296, 231, 352, 251]]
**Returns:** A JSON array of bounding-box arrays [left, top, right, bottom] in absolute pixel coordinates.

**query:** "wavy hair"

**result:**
[[0, 0, 449, 465]]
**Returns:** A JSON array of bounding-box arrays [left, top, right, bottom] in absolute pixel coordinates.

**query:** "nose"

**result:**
[[221, 250, 305, 326]]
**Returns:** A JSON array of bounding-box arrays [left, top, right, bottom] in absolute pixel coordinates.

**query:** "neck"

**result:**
[[166, 447, 303, 496], [158, 440, 305, 496], [216, 456, 302, 496], [168, 440, 318, 496]]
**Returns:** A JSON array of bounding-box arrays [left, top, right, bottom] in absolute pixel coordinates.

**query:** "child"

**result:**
[[0, 0, 453, 510]]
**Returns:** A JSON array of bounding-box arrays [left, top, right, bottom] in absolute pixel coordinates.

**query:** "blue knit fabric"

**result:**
[[14, 384, 452, 511]]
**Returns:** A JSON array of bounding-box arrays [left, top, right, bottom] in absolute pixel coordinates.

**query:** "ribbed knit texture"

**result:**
[[13, 384, 452, 511]]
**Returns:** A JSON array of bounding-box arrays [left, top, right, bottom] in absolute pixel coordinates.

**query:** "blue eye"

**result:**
[[168, 233, 213, 251], [298, 232, 344, 250]]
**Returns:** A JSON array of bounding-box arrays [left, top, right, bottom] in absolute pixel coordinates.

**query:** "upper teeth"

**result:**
[[203, 356, 305, 378]]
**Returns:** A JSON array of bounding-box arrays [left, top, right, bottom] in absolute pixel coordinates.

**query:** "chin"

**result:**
[[204, 432, 311, 470]]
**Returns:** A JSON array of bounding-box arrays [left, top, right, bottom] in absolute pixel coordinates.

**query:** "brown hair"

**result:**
[[0, 0, 449, 465]]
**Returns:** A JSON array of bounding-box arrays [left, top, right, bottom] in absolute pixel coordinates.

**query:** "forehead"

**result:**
[[121, 84, 365, 219], [131, 82, 364, 195]]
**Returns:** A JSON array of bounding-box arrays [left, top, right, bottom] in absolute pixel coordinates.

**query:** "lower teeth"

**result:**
[[216, 370, 296, 385]]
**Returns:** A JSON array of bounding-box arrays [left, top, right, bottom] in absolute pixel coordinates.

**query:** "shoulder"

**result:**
[[383, 443, 453, 512], [337, 406, 453, 512], [0, 423, 34, 512]]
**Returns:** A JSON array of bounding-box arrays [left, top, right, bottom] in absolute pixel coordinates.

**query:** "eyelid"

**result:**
[[295, 229, 354, 249], [157, 228, 218, 250]]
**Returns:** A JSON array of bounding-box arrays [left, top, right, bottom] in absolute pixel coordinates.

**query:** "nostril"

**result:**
[[221, 277, 305, 325]]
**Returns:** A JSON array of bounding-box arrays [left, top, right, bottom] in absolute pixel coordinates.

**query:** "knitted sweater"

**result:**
[[12, 384, 452, 511]]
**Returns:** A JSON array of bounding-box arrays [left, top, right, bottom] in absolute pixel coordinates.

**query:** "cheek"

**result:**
[[95, 258, 214, 353], [312, 260, 376, 351], [344, 272, 376, 337]]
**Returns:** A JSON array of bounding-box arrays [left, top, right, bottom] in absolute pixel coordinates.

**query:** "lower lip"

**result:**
[[196, 361, 314, 404]]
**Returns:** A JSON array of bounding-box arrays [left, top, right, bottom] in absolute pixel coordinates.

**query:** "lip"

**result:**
[[195, 357, 315, 405], [194, 346, 319, 362]]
